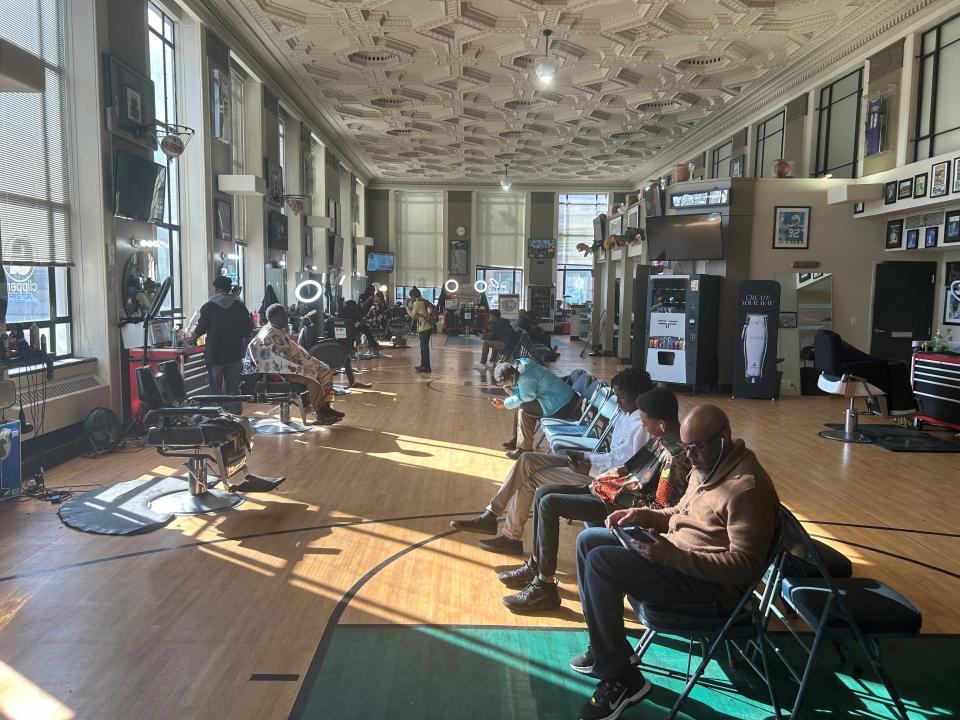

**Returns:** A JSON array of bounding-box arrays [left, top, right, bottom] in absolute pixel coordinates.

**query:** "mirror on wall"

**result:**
[[264, 263, 287, 308], [219, 260, 239, 289], [123, 250, 160, 319], [774, 272, 832, 395]]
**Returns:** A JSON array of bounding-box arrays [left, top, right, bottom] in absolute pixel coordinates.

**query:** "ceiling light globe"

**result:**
[[500, 176, 512, 190], [535, 59, 558, 84]]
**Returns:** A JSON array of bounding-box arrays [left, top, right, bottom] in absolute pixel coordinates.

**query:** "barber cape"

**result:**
[[244, 324, 329, 385]]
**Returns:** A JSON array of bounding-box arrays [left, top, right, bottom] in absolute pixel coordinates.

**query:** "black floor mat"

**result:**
[[233, 474, 286, 492], [824, 423, 960, 452]]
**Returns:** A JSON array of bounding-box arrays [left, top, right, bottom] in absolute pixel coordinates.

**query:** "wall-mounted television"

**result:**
[[366, 252, 395, 272], [646, 213, 724, 261], [267, 210, 288, 250], [113, 149, 166, 223]]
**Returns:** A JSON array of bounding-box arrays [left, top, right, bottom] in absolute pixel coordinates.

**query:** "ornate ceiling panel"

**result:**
[[203, 0, 942, 186]]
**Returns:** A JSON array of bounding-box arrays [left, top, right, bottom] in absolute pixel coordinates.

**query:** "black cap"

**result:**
[[213, 275, 233, 291]]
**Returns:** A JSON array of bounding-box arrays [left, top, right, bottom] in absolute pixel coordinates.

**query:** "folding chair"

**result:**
[[548, 394, 622, 453], [760, 507, 920, 720], [539, 382, 609, 442], [629, 516, 787, 719]]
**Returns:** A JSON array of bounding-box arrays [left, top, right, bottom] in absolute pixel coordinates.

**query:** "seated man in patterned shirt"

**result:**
[[245, 304, 344, 425]]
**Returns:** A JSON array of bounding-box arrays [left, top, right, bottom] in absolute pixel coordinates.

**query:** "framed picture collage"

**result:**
[[883, 156, 960, 251]]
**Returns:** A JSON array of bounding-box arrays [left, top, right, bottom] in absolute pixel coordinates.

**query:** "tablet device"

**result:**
[[613, 526, 656, 550]]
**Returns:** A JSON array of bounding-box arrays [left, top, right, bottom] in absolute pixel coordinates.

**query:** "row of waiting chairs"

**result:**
[[534, 368, 622, 453]]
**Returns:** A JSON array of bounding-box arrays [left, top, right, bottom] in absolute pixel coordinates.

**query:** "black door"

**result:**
[[870, 261, 936, 362]]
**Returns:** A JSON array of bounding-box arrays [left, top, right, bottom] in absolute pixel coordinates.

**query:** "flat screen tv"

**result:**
[[267, 210, 288, 250], [113, 150, 166, 223], [366, 252, 395, 272], [646, 213, 724, 261]]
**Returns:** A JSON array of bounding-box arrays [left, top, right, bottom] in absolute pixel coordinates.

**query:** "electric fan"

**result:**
[[84, 407, 121, 457]]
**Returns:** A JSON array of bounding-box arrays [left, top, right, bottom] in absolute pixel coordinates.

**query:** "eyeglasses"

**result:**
[[681, 426, 727, 454]]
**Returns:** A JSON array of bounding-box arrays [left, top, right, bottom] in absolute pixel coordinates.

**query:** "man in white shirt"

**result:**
[[452, 368, 653, 555]]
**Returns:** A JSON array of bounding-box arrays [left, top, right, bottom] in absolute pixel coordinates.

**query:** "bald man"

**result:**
[[569, 404, 780, 720]]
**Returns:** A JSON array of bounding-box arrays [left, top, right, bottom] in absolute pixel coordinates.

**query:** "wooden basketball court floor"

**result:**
[[0, 336, 957, 719]]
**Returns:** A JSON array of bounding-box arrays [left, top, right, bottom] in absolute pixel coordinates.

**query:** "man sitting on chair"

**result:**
[[570, 404, 779, 720], [245, 304, 344, 426], [451, 368, 653, 556]]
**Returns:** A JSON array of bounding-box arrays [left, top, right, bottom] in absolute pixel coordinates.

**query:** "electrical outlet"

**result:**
[[850, 316, 857, 326]]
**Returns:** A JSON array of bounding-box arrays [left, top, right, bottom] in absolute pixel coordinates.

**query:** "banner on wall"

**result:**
[[732, 280, 782, 400]]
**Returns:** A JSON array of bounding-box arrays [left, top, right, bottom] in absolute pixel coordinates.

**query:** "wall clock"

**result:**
[[455, 225, 467, 237]]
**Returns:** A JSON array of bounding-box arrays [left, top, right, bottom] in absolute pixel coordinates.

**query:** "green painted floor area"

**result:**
[[302, 626, 957, 720]]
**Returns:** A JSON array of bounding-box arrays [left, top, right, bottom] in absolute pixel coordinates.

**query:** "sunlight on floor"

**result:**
[[0, 660, 74, 720]]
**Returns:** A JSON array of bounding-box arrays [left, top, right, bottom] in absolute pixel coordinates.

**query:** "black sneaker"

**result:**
[[570, 646, 596, 676], [502, 438, 517, 450], [497, 558, 539, 589], [502, 579, 561, 614], [326, 407, 345, 418], [478, 535, 524, 555], [314, 408, 343, 425], [450, 514, 498, 535], [579, 673, 652, 720]]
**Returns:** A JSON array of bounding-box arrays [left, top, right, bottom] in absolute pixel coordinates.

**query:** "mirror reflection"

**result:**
[[775, 272, 832, 395], [264, 263, 287, 307], [123, 250, 160, 319], [219, 260, 239, 289]]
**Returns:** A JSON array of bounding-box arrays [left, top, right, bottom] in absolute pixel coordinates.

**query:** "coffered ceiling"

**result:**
[[201, 0, 941, 187]]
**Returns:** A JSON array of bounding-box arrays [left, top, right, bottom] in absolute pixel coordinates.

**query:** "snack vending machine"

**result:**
[[644, 274, 721, 390]]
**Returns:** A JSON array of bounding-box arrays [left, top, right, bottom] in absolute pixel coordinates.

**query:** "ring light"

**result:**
[[444, 279, 459, 293], [295, 280, 323, 304], [487, 276, 501, 291], [474, 280, 488, 293]]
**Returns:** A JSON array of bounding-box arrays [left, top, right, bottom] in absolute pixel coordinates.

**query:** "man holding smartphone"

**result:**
[[570, 404, 779, 720]]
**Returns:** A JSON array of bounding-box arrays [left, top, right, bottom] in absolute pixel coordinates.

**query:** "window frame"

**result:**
[[556, 266, 592, 306], [4, 265, 73, 358], [914, 11, 960, 161], [711, 140, 733, 179], [754, 111, 785, 178], [475, 266, 523, 310], [814, 68, 863, 178]]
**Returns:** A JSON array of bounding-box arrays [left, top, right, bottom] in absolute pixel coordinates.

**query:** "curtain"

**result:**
[[475, 192, 525, 269], [395, 191, 443, 288]]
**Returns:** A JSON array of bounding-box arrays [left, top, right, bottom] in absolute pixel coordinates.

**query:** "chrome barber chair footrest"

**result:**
[[818, 428, 872, 443], [149, 481, 244, 515]]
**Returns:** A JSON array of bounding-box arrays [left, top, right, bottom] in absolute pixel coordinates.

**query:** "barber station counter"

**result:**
[[912, 351, 960, 431], [125, 346, 209, 419]]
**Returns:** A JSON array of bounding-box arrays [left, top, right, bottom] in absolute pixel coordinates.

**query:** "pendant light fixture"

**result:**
[[500, 163, 512, 190], [535, 29, 557, 85]]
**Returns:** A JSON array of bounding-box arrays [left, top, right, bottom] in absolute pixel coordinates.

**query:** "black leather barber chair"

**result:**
[[136, 366, 281, 515], [814, 330, 918, 441], [309, 339, 372, 392]]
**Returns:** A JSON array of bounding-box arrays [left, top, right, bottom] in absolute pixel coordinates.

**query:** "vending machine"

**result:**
[[644, 274, 721, 390]]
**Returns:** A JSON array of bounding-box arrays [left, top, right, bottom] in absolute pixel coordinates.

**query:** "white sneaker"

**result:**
[[474, 362, 488, 371]]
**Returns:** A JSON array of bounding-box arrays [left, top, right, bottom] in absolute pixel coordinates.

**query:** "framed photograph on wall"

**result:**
[[906, 228, 920, 249], [853, 201, 865, 215], [214, 198, 232, 241], [945, 286, 960, 325], [772, 206, 811, 249], [210, 67, 231, 143], [449, 238, 468, 275], [264, 158, 283, 201], [898, 178, 913, 199], [925, 226, 939, 248], [884, 181, 897, 205], [930, 161, 950, 198], [945, 211, 960, 244], [954, 158, 960, 194], [730, 155, 744, 178], [885, 218, 904, 249], [103, 54, 156, 150], [914, 172, 928, 198]]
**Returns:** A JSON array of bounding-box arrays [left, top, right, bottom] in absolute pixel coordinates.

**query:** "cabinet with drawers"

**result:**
[[912, 352, 960, 430]]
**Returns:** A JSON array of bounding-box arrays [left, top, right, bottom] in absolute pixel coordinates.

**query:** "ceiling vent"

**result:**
[[610, 129, 646, 140], [386, 128, 420, 137], [371, 96, 409, 108], [498, 130, 530, 139], [504, 99, 543, 111], [678, 56, 724, 68], [347, 50, 396, 66], [637, 100, 677, 111]]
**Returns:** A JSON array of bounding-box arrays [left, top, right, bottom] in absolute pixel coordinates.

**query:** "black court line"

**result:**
[[0, 511, 479, 583], [250, 673, 300, 682], [804, 521, 960, 539], [809, 534, 960, 581], [287, 528, 459, 720]]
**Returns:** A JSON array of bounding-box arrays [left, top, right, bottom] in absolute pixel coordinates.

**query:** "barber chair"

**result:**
[[309, 339, 372, 392], [136, 366, 281, 515], [817, 374, 885, 443], [240, 372, 312, 434], [814, 330, 918, 422]]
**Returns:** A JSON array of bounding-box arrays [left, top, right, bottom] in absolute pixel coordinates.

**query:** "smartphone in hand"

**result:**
[[612, 526, 656, 550]]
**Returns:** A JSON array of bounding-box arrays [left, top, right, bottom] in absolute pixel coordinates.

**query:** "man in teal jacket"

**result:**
[[491, 359, 579, 457]]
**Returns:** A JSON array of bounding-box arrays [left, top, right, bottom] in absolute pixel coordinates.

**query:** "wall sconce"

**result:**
[[220, 251, 239, 261], [130, 237, 162, 248]]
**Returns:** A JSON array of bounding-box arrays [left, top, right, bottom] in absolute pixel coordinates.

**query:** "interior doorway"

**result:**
[[870, 261, 936, 362]]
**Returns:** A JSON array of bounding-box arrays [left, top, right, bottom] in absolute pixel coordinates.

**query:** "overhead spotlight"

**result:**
[[644, 184, 651, 192], [444, 279, 459, 293], [279, 260, 287, 268], [501, 163, 512, 190], [535, 29, 558, 85], [310, 264, 318, 271], [220, 251, 239, 260]]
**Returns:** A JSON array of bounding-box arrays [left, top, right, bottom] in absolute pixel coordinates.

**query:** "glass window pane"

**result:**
[[6, 265, 52, 323], [826, 94, 858, 172], [833, 70, 860, 100], [922, 28, 937, 55], [932, 126, 960, 158], [918, 56, 934, 137], [55, 266, 69, 316], [934, 42, 960, 131], [148, 4, 163, 33], [55, 322, 71, 356], [941, 16, 960, 46], [765, 112, 784, 134], [916, 137, 931, 161], [817, 110, 829, 171]]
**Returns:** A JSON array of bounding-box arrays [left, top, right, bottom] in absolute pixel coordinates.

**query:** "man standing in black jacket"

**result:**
[[189, 275, 252, 414]]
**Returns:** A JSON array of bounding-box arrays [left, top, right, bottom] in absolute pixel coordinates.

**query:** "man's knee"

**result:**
[[577, 526, 612, 559]]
